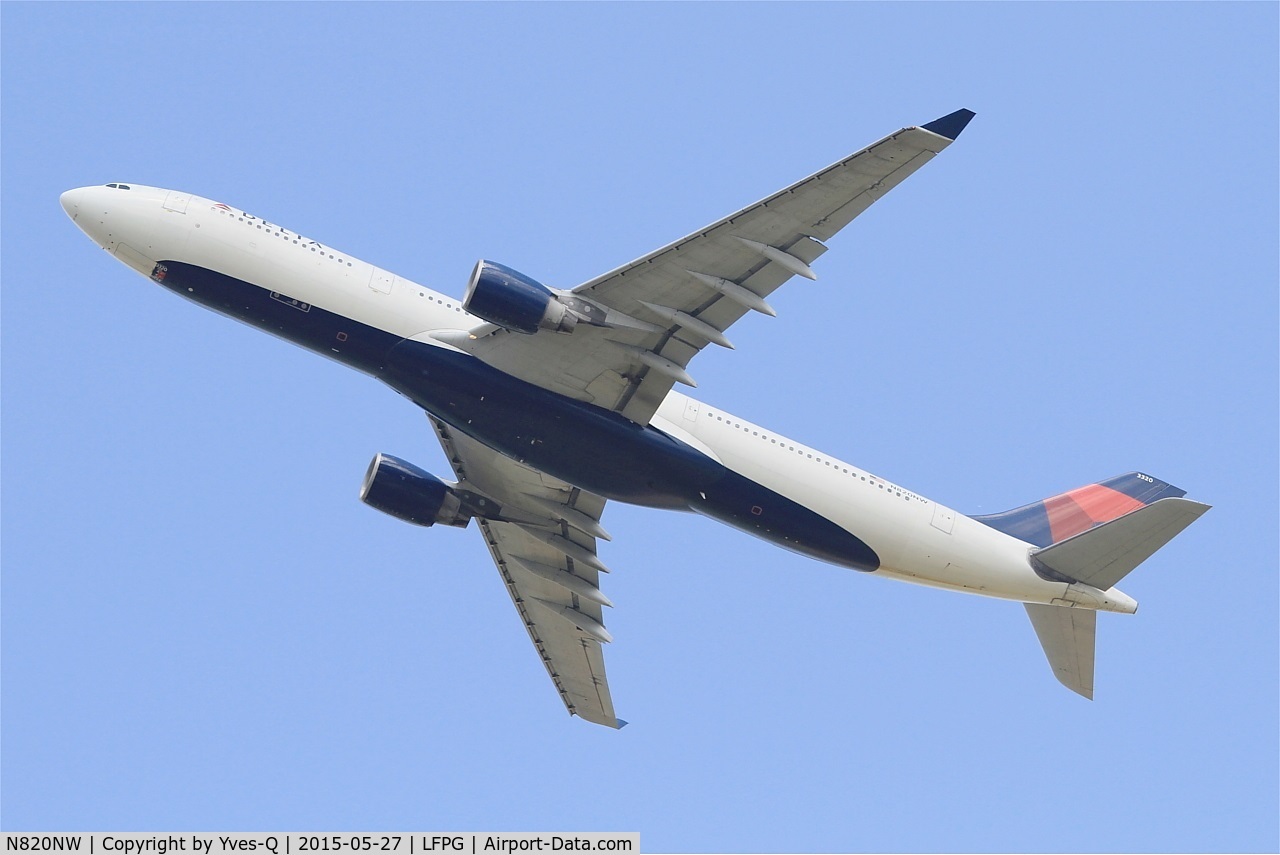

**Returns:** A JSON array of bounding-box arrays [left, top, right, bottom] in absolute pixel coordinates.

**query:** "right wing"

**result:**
[[455, 109, 976, 425], [430, 417, 624, 728]]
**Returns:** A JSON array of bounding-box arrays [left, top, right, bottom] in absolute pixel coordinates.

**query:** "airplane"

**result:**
[[60, 109, 1208, 728]]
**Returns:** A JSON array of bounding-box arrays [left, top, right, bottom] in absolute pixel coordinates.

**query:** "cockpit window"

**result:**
[[104, 184, 132, 190]]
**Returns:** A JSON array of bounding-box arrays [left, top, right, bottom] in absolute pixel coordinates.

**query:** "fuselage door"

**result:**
[[163, 190, 190, 214], [683, 398, 700, 422], [369, 267, 395, 294]]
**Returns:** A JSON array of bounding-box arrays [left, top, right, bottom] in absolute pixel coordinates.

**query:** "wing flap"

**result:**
[[480, 518, 620, 727]]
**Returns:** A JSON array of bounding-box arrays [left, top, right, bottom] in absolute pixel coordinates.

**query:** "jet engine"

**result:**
[[359, 453, 470, 527], [463, 260, 577, 334]]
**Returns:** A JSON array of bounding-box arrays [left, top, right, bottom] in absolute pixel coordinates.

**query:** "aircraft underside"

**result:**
[[155, 259, 883, 572], [60, 108, 1209, 724]]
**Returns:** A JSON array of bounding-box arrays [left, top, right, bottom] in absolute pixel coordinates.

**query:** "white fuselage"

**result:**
[[60, 183, 1133, 612]]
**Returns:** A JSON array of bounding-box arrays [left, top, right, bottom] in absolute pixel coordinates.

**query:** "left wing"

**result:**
[[430, 417, 624, 728], [452, 109, 975, 425]]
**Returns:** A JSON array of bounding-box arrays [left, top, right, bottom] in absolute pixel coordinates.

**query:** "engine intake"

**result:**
[[464, 260, 576, 334], [360, 453, 470, 528]]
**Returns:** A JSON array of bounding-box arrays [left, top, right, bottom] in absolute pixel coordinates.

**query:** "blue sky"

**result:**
[[3, 3, 1277, 851]]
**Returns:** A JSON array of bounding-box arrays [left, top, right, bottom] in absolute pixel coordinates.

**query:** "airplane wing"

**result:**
[[429, 417, 624, 728], [455, 108, 975, 425], [421, 111, 973, 724]]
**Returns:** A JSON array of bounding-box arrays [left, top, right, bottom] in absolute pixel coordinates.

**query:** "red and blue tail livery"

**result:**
[[972, 472, 1188, 548]]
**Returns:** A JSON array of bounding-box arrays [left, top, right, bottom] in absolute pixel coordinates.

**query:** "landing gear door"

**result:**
[[163, 190, 190, 214]]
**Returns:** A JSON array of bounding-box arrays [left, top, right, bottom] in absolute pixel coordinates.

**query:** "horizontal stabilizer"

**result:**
[[1025, 604, 1096, 699], [1032, 498, 1210, 592]]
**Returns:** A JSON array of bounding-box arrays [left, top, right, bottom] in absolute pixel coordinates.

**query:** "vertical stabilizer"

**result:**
[[973, 472, 1187, 548]]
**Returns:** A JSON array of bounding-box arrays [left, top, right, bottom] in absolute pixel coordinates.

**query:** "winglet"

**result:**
[[921, 108, 976, 141]]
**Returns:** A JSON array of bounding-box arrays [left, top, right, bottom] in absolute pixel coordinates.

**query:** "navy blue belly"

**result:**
[[153, 261, 880, 571], [381, 337, 723, 507]]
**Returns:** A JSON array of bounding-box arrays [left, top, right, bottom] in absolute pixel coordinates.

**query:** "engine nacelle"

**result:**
[[359, 453, 470, 528], [463, 260, 576, 334]]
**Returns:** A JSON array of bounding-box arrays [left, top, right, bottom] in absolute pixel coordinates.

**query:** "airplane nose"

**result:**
[[60, 188, 82, 220]]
